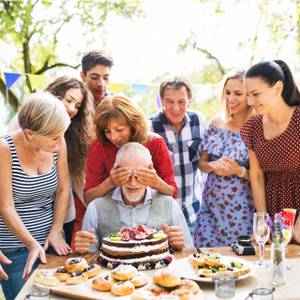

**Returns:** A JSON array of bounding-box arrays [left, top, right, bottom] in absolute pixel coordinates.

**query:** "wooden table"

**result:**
[[16, 245, 300, 300]]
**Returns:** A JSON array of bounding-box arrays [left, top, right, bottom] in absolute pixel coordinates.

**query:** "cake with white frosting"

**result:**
[[97, 225, 172, 270]]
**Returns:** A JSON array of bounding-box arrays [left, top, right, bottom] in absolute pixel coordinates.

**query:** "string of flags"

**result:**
[[2, 71, 220, 104]]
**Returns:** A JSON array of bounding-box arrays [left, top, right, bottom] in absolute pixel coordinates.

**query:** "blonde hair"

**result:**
[[95, 95, 149, 144], [18, 92, 70, 136], [221, 70, 251, 121]]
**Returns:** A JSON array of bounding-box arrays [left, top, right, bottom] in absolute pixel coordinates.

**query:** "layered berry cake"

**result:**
[[97, 225, 173, 270]]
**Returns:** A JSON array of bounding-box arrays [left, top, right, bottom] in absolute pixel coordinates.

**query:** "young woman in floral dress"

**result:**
[[194, 71, 254, 247]]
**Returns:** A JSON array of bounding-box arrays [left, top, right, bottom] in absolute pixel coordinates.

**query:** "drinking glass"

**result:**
[[253, 212, 270, 267], [25, 287, 50, 299], [251, 285, 275, 299], [214, 273, 235, 298], [282, 224, 292, 247], [282, 223, 292, 270]]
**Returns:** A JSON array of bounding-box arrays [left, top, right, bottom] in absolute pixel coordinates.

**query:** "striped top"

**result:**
[[0, 134, 58, 249]]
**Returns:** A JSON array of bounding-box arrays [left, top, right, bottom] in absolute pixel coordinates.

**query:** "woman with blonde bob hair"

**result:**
[[193, 70, 254, 248], [8, 76, 94, 247], [83, 95, 177, 205], [0, 92, 71, 299]]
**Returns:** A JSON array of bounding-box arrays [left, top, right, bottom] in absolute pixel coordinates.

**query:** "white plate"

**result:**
[[169, 256, 254, 283]]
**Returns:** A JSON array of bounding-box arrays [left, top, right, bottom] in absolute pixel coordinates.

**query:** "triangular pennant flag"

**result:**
[[28, 74, 46, 91], [4, 72, 21, 89], [156, 94, 161, 109], [109, 83, 125, 93], [132, 84, 149, 96]]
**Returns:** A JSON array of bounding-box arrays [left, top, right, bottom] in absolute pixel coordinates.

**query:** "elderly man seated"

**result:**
[[75, 142, 193, 253]]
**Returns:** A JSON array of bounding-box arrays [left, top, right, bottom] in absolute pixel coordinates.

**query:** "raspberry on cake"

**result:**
[[98, 225, 173, 270]]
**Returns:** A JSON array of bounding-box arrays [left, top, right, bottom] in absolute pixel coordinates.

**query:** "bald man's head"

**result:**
[[116, 142, 152, 168], [115, 142, 153, 205]]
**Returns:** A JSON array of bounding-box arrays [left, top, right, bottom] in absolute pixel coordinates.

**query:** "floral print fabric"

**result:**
[[193, 125, 254, 247]]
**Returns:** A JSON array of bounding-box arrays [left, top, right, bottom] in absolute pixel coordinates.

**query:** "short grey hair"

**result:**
[[115, 142, 152, 165], [18, 92, 70, 136]]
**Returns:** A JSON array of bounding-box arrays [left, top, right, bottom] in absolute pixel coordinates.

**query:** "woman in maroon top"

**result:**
[[84, 95, 177, 205], [241, 60, 300, 217]]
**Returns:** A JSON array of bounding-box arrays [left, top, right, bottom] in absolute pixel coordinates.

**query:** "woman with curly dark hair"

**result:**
[[45, 76, 94, 245]]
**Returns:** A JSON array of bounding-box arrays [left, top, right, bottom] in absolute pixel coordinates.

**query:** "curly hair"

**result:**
[[45, 76, 94, 179], [94, 95, 149, 144]]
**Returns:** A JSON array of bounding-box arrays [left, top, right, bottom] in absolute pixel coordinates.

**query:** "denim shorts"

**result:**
[[0, 247, 39, 300]]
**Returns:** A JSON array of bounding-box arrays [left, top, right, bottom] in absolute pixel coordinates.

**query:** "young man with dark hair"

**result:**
[[80, 50, 113, 105]]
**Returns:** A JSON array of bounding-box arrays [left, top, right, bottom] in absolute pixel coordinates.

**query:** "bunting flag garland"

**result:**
[[1, 71, 219, 103], [109, 83, 127, 93], [156, 94, 161, 109], [132, 83, 149, 96], [4, 72, 21, 89], [27, 74, 46, 91], [4, 72, 21, 102]]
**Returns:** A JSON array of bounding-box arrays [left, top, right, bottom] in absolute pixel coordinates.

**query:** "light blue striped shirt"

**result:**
[[82, 187, 193, 251]]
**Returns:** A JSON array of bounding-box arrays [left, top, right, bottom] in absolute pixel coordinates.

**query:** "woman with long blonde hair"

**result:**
[[193, 70, 254, 247]]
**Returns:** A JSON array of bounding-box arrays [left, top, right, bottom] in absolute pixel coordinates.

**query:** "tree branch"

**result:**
[[22, 37, 33, 92], [193, 45, 225, 76], [35, 62, 80, 75], [178, 35, 225, 76], [249, 15, 262, 65]]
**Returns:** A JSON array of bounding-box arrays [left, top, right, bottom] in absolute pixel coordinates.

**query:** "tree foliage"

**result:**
[[0, 0, 143, 112], [176, 0, 300, 122]]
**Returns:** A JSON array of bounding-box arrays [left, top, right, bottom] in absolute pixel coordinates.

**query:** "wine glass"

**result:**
[[253, 212, 270, 267]]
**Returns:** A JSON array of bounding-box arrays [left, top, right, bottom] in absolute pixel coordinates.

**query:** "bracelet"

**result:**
[[238, 166, 246, 178]]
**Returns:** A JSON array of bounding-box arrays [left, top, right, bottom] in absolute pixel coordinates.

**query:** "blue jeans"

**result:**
[[0, 247, 39, 300]]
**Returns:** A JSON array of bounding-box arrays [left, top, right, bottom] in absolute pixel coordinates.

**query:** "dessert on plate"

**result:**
[[188, 252, 251, 279]]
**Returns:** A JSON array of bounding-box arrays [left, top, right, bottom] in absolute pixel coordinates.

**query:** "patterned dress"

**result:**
[[241, 107, 300, 218], [193, 125, 254, 247]]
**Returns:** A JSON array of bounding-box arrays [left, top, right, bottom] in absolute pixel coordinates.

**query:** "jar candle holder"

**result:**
[[214, 272, 235, 298]]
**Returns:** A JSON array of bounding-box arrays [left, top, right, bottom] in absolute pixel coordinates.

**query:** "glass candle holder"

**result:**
[[214, 273, 235, 298], [26, 287, 50, 300], [251, 285, 275, 300]]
